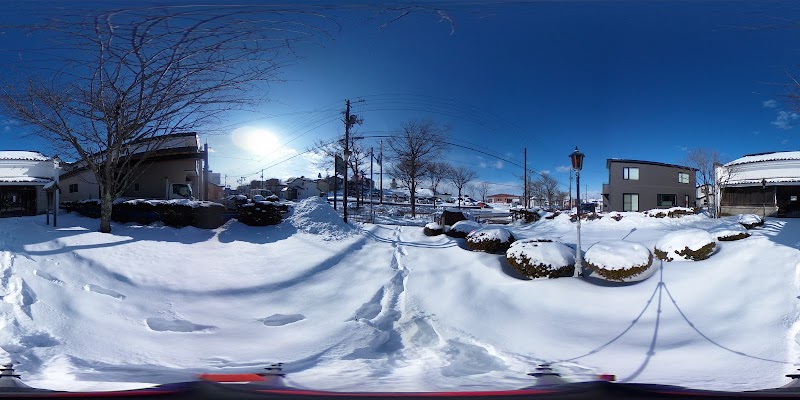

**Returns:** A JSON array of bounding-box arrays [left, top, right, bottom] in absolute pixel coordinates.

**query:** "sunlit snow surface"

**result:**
[[1, 199, 799, 393]]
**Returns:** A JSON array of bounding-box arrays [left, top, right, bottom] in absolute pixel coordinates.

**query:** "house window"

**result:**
[[623, 167, 639, 180], [68, 183, 78, 193], [623, 193, 639, 211], [134, 183, 140, 191], [658, 194, 677, 207], [678, 172, 690, 184]]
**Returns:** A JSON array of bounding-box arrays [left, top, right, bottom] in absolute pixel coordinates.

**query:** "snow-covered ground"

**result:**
[[2, 198, 800, 392]]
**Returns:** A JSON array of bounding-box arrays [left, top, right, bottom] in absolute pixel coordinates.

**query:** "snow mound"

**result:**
[[506, 241, 575, 279], [738, 214, 764, 229], [285, 197, 355, 240], [585, 241, 655, 282], [654, 229, 716, 262], [710, 224, 750, 241]]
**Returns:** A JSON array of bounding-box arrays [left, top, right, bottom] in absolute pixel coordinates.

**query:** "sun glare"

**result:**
[[231, 126, 280, 157]]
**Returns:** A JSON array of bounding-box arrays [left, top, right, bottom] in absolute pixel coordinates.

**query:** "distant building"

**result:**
[[716, 151, 800, 217], [209, 172, 221, 186], [602, 159, 697, 212], [0, 151, 60, 216], [696, 184, 715, 209], [283, 176, 322, 200], [487, 193, 520, 204]]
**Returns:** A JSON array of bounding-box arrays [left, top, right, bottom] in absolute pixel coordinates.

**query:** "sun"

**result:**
[[231, 126, 280, 157]]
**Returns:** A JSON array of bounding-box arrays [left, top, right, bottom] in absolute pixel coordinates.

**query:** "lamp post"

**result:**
[[570, 147, 585, 277], [762, 178, 767, 221], [343, 149, 351, 223]]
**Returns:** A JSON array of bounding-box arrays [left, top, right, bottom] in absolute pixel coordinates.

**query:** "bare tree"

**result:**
[[714, 161, 742, 218], [0, 6, 332, 233], [314, 134, 368, 206], [387, 120, 448, 217], [684, 148, 721, 216], [425, 161, 451, 207], [530, 172, 560, 210], [448, 166, 477, 208], [477, 181, 491, 202]]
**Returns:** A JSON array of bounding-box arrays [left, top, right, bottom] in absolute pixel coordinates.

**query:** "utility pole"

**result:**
[[379, 140, 384, 204], [203, 142, 209, 201], [261, 170, 264, 191], [523, 148, 527, 209], [342, 99, 363, 223], [370, 147, 374, 222], [569, 169, 573, 209]]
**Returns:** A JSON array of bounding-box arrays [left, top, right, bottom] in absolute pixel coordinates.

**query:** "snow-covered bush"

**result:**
[[710, 224, 750, 241], [423, 222, 444, 236], [446, 220, 482, 239], [466, 227, 516, 254], [646, 207, 695, 218], [506, 240, 575, 279], [738, 214, 764, 229], [514, 209, 541, 223], [585, 241, 655, 282], [654, 229, 716, 262], [606, 212, 624, 221], [570, 212, 599, 222]]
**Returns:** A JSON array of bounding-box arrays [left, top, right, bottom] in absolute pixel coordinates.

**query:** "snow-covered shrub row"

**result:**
[[62, 199, 227, 228], [513, 209, 541, 223], [654, 229, 716, 262], [423, 222, 444, 236], [237, 201, 289, 226], [738, 214, 764, 229], [446, 220, 482, 239], [570, 212, 600, 222], [645, 207, 695, 218], [466, 227, 515, 254], [585, 241, 655, 282], [605, 212, 624, 221], [710, 224, 750, 241], [506, 239, 575, 279]]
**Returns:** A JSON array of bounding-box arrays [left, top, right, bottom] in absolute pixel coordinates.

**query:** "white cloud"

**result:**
[[493, 160, 504, 169], [540, 170, 551, 175], [763, 99, 778, 108], [556, 165, 571, 173], [772, 110, 799, 130], [478, 161, 487, 168]]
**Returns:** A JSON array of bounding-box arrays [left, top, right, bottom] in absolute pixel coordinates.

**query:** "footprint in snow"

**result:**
[[146, 317, 217, 332], [33, 270, 64, 285], [83, 284, 125, 300], [260, 313, 305, 326]]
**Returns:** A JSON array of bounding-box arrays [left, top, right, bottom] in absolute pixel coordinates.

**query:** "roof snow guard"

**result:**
[[726, 151, 800, 166], [0, 151, 50, 161]]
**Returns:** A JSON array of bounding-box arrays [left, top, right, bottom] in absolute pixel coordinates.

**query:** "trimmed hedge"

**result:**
[[584, 241, 655, 282], [654, 242, 715, 262], [506, 240, 574, 279], [717, 232, 750, 241], [237, 201, 289, 226], [61, 200, 227, 229], [446, 220, 482, 239], [466, 228, 516, 254], [423, 222, 444, 236]]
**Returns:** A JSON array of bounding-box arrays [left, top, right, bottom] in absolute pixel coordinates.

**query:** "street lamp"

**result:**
[[761, 178, 767, 221], [569, 147, 585, 277], [343, 149, 351, 223]]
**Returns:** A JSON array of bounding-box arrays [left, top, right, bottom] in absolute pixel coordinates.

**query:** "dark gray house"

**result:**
[[602, 159, 697, 212]]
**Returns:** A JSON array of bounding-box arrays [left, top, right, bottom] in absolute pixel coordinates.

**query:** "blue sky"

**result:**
[[2, 1, 800, 199]]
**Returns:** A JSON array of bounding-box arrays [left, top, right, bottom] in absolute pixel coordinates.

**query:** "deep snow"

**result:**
[[0, 200, 799, 393]]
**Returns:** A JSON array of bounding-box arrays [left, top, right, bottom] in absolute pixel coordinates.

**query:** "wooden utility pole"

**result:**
[[523, 148, 527, 209]]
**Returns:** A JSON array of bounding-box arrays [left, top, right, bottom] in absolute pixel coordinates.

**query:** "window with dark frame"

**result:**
[[623, 193, 639, 211], [68, 183, 78, 193], [678, 172, 690, 184], [623, 167, 639, 180], [658, 194, 677, 207]]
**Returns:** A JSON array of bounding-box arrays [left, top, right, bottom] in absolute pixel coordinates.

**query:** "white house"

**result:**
[[715, 151, 800, 217], [0, 151, 60, 216], [283, 176, 322, 200]]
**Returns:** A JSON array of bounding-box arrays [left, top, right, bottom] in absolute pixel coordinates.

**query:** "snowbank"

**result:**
[[285, 197, 355, 240]]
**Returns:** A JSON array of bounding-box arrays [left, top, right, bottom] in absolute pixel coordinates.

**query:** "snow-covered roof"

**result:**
[[725, 151, 800, 166], [0, 151, 50, 161]]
